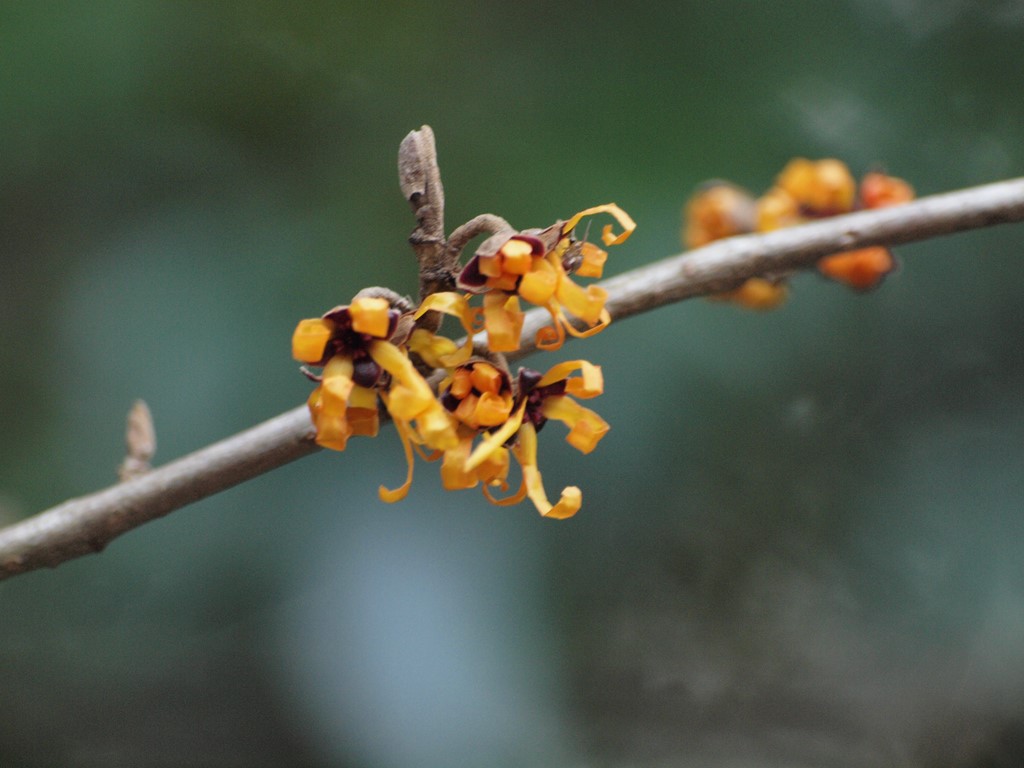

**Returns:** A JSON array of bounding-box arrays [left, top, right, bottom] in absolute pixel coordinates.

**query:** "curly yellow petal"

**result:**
[[534, 315, 566, 351], [464, 402, 526, 473], [292, 318, 335, 363], [540, 396, 610, 454], [574, 243, 607, 279], [307, 386, 352, 452], [482, 292, 524, 353], [515, 423, 581, 519], [408, 327, 472, 368], [561, 203, 636, 246], [518, 258, 558, 305], [321, 355, 356, 405], [347, 384, 380, 437], [537, 360, 604, 397], [378, 414, 416, 503], [349, 296, 392, 338], [556, 278, 607, 326], [440, 434, 478, 490], [417, 402, 460, 452]]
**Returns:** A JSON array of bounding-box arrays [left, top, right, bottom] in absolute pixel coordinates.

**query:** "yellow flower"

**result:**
[[305, 356, 380, 452], [441, 360, 515, 430], [292, 296, 397, 449], [456, 204, 635, 351], [429, 359, 517, 494], [291, 295, 459, 501], [438, 359, 609, 519]]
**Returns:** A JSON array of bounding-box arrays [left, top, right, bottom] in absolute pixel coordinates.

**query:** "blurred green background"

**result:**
[[2, 2, 1023, 766]]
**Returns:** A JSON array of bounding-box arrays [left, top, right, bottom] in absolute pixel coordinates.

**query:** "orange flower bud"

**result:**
[[755, 187, 801, 232], [718, 278, 789, 311], [818, 247, 896, 291], [683, 182, 756, 248], [860, 172, 914, 209], [776, 158, 856, 215]]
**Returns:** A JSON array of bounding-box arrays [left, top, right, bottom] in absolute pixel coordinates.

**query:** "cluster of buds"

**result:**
[[683, 158, 914, 309], [292, 205, 634, 519]]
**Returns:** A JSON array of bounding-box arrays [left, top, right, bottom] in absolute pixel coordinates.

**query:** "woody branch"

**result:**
[[0, 137, 1022, 580]]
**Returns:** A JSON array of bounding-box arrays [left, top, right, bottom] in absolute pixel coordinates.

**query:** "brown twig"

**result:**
[[398, 125, 451, 302], [445, 213, 515, 265], [0, 164, 1022, 580]]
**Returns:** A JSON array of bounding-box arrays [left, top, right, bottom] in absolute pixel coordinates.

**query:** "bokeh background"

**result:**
[[2, 2, 1023, 766]]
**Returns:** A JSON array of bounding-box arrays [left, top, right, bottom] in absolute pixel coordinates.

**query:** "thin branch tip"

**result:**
[[399, 125, 450, 302], [118, 399, 156, 482], [397, 126, 433, 203]]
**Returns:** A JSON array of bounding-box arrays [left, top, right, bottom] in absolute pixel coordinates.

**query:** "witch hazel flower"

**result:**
[[454, 204, 635, 352], [437, 358, 609, 519], [291, 292, 459, 502]]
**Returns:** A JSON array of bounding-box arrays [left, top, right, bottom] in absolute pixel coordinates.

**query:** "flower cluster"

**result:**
[[683, 158, 914, 308], [292, 205, 634, 519]]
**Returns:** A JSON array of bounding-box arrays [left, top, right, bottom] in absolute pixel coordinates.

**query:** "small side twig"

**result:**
[[118, 400, 156, 481], [445, 213, 515, 265]]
